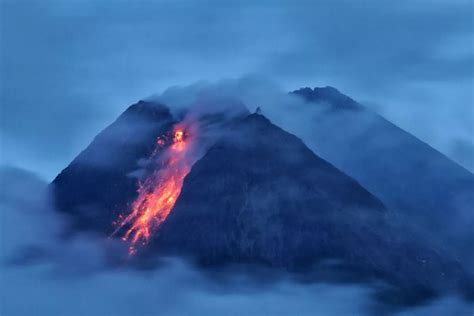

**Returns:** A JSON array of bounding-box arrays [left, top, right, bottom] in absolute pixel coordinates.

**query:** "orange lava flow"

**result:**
[[112, 127, 192, 255]]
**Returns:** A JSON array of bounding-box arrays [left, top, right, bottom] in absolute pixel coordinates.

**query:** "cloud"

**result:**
[[1, 0, 473, 177], [1, 261, 374, 316], [0, 165, 375, 316], [1, 159, 473, 314], [144, 78, 474, 271], [396, 297, 473, 316]]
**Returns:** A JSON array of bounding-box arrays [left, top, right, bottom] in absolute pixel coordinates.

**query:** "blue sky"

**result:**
[[1, 0, 473, 179]]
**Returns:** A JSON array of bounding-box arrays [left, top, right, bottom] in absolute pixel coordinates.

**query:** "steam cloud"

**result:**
[[1, 91, 473, 314]]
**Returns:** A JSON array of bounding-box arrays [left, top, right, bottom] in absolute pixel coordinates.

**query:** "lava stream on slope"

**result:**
[[112, 125, 196, 255]]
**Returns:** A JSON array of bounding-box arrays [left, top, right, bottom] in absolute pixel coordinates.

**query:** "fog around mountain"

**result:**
[[4, 81, 462, 314], [1, 166, 472, 316], [1, 0, 473, 178]]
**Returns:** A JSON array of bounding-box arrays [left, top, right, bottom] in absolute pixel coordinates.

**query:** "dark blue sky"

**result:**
[[1, 0, 473, 179]]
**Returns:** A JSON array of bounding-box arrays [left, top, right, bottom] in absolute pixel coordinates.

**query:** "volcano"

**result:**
[[287, 87, 474, 258], [52, 89, 473, 306]]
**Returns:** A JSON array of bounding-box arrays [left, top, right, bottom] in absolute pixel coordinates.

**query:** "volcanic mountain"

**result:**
[[53, 101, 175, 233], [52, 92, 473, 306], [283, 87, 474, 259]]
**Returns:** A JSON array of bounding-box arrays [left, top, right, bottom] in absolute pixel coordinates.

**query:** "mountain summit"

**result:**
[[52, 89, 473, 306], [289, 86, 474, 259]]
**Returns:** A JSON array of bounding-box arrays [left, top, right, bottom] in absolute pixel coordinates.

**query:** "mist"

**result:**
[[1, 0, 473, 177], [1, 0, 473, 314], [1, 166, 472, 315], [148, 78, 474, 272]]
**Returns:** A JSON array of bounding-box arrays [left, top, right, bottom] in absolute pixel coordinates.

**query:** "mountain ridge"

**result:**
[[51, 87, 474, 306], [287, 86, 474, 256]]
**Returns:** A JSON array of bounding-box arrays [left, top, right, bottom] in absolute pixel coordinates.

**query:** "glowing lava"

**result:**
[[112, 126, 193, 255]]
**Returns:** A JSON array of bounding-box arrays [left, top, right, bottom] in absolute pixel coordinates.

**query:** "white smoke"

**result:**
[[1, 141, 473, 316]]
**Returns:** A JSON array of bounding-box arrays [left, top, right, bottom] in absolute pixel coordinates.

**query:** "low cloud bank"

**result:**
[[1, 166, 473, 315]]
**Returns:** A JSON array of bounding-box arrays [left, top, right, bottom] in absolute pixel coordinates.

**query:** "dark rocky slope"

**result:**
[[51, 97, 473, 306], [53, 101, 175, 232], [287, 87, 474, 259], [151, 113, 471, 305]]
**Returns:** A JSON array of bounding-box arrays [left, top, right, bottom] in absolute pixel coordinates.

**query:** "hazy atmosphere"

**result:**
[[1, 0, 473, 179], [1, 1, 473, 316]]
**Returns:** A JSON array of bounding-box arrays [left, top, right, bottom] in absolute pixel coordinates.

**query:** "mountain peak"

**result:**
[[51, 90, 474, 305], [244, 111, 272, 125], [124, 100, 171, 119], [291, 86, 361, 110]]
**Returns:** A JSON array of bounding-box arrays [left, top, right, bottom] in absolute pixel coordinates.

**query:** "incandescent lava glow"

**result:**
[[112, 125, 195, 256]]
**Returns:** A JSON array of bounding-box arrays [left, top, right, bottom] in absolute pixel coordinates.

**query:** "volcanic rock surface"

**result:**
[[52, 91, 474, 306], [290, 87, 474, 253], [53, 101, 175, 232]]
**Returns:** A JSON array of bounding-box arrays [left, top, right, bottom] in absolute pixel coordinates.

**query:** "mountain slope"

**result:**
[[53, 101, 175, 232], [51, 97, 473, 306], [150, 113, 469, 305], [155, 113, 388, 265], [284, 87, 474, 256]]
